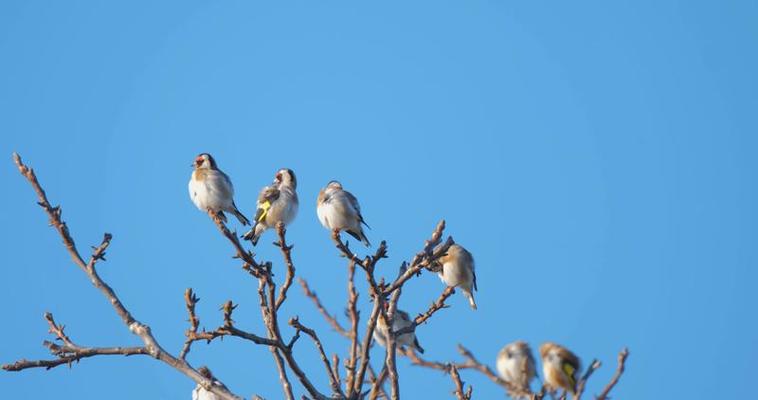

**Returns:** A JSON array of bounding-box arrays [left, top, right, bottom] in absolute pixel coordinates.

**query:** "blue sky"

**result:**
[[1, 1, 756, 398]]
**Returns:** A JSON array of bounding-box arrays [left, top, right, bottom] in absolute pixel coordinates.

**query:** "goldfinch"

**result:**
[[540, 342, 581, 396], [188, 153, 250, 225], [192, 366, 227, 400], [242, 168, 299, 245], [373, 308, 424, 354], [496, 341, 536, 396], [435, 242, 478, 310], [316, 180, 370, 246]]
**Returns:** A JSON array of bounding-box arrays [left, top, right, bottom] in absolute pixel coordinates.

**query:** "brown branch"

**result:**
[[3, 312, 150, 371], [457, 345, 518, 393], [345, 261, 359, 396], [574, 359, 602, 400], [275, 223, 296, 310], [182, 299, 281, 349], [368, 366, 388, 400], [450, 365, 473, 400], [298, 277, 350, 338], [382, 220, 450, 295], [382, 266, 404, 400], [354, 295, 382, 396], [332, 354, 342, 392], [210, 208, 329, 400], [595, 348, 629, 400], [180, 288, 201, 359], [403, 344, 520, 394], [10, 153, 240, 400], [300, 272, 391, 400], [289, 317, 344, 398], [208, 210, 263, 277], [393, 285, 455, 338], [3, 345, 149, 371]]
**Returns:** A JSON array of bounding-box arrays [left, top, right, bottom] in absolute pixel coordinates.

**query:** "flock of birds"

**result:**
[[188, 153, 582, 399]]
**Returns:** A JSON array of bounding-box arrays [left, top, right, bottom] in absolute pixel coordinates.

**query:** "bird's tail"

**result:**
[[231, 204, 250, 226], [215, 210, 228, 223], [346, 229, 371, 247], [242, 224, 263, 246], [413, 337, 425, 354], [465, 290, 477, 310]]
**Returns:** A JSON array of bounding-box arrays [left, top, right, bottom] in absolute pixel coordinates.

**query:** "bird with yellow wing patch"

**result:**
[[540, 342, 581, 396], [242, 168, 298, 245]]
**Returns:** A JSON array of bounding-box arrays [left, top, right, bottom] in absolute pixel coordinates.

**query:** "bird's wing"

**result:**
[[255, 185, 281, 223], [562, 361, 577, 389], [344, 190, 370, 228], [207, 170, 235, 199], [464, 247, 478, 291]]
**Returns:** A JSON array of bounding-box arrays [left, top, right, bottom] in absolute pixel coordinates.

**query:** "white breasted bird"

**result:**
[[372, 307, 424, 354], [540, 342, 581, 396], [192, 366, 227, 400], [435, 242, 478, 310], [242, 168, 299, 245], [497, 341, 537, 396], [188, 153, 250, 225], [316, 180, 370, 246]]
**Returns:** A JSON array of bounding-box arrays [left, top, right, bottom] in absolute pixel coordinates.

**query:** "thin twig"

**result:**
[[275, 222, 296, 310], [9, 153, 240, 400], [298, 277, 350, 337], [450, 365, 473, 400], [595, 348, 629, 400], [345, 261, 359, 396], [290, 317, 344, 397], [574, 359, 601, 400]]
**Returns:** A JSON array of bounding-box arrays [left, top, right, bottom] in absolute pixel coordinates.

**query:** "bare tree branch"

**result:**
[[298, 277, 350, 338], [8, 153, 630, 400], [574, 359, 602, 400], [289, 317, 344, 397], [595, 348, 629, 400], [275, 223, 296, 311], [2, 312, 149, 371], [9, 153, 241, 400], [450, 365, 473, 400]]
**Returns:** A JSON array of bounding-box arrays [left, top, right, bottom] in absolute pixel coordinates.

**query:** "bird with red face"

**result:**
[[188, 153, 250, 225]]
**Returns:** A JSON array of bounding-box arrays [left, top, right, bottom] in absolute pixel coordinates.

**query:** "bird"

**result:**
[[496, 341, 537, 397], [192, 366, 228, 400], [434, 241, 478, 310], [540, 342, 581, 396], [372, 307, 424, 354], [242, 168, 299, 245], [188, 153, 250, 225], [316, 180, 370, 246]]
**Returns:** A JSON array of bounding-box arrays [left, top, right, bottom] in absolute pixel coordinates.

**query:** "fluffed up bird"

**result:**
[[242, 168, 299, 245], [192, 366, 228, 400], [317, 180, 370, 246], [497, 341, 537, 397], [373, 307, 424, 354], [540, 342, 581, 396], [189, 153, 250, 225], [434, 241, 478, 310]]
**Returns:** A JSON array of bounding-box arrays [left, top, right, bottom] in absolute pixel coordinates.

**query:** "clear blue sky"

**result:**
[[1, 1, 756, 398]]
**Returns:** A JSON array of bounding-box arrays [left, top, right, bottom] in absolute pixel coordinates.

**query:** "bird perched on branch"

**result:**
[[434, 241, 478, 310], [188, 153, 249, 225], [497, 341, 537, 397], [192, 366, 228, 400], [540, 342, 581, 396], [242, 168, 299, 245], [316, 180, 370, 246], [373, 307, 424, 354]]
